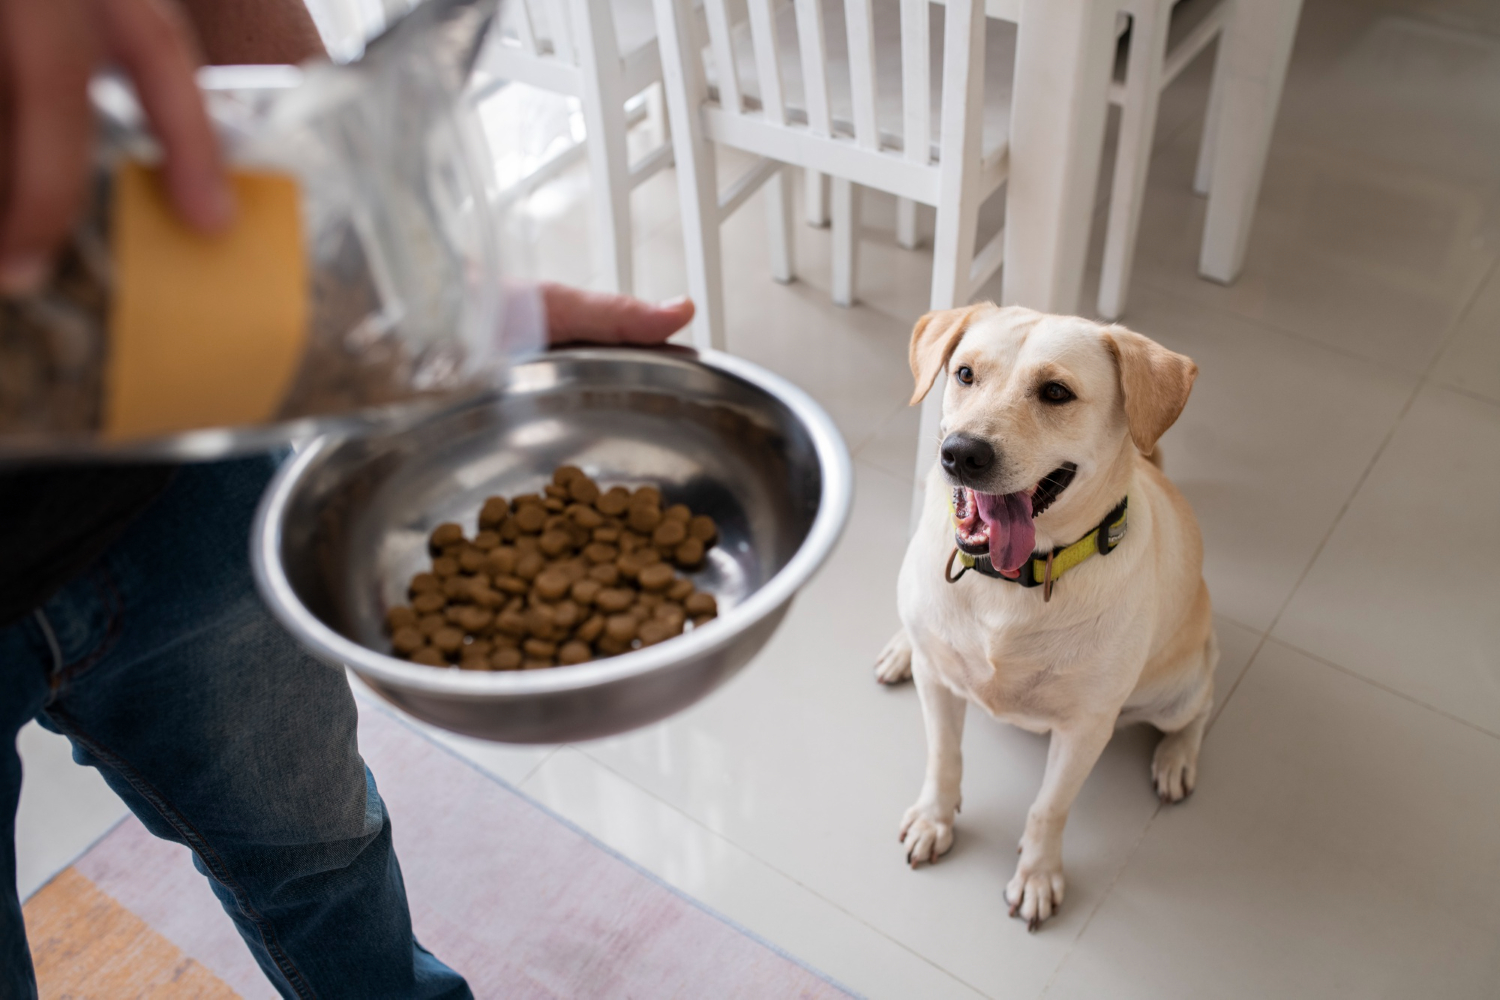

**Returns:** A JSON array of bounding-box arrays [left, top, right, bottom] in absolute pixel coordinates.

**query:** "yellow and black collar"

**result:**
[[946, 496, 1128, 602]]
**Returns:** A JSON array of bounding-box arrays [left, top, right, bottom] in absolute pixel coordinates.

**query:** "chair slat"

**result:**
[[515, 0, 540, 54], [900, 0, 930, 163], [843, 0, 879, 149], [747, 0, 786, 125], [545, 0, 575, 61], [702, 0, 743, 114], [794, 0, 832, 137]]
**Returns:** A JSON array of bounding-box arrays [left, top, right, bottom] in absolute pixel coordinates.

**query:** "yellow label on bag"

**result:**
[[104, 162, 307, 440]]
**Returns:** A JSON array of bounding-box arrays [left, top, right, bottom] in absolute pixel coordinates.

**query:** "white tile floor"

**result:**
[[16, 0, 1500, 995]]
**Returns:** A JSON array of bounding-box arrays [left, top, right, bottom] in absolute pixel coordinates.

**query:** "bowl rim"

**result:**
[[251, 345, 853, 698]]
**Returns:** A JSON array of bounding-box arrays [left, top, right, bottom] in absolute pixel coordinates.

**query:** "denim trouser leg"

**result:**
[[0, 456, 471, 1000]]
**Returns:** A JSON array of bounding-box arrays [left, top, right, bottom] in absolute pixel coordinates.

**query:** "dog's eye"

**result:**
[[1040, 381, 1074, 404], [955, 366, 974, 386]]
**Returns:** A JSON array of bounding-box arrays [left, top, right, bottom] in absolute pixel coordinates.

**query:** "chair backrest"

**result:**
[[689, 0, 986, 178], [502, 0, 586, 63]]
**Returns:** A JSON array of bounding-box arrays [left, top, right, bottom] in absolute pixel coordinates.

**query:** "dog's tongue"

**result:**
[[975, 490, 1035, 577]]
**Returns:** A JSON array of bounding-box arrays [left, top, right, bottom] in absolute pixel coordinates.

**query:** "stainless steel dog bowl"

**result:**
[[252, 347, 851, 743]]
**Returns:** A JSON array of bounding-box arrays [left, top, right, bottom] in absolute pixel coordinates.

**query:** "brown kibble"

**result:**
[[538, 530, 572, 557], [685, 592, 718, 617], [655, 602, 687, 630], [688, 515, 718, 544], [491, 647, 523, 670], [534, 568, 571, 601], [515, 551, 545, 580], [664, 503, 691, 523], [637, 563, 675, 591], [445, 605, 467, 624], [674, 538, 705, 568], [431, 557, 459, 578], [457, 607, 493, 633], [523, 638, 558, 659], [514, 505, 546, 533], [467, 639, 494, 658], [691, 614, 713, 628], [459, 655, 490, 671], [605, 614, 638, 643], [592, 527, 620, 544], [596, 487, 630, 516], [638, 620, 673, 647], [386, 606, 418, 631], [494, 575, 529, 596], [569, 476, 601, 504], [543, 497, 566, 513], [442, 576, 471, 600], [544, 483, 570, 500], [412, 591, 446, 614], [498, 518, 520, 542], [617, 532, 641, 554], [571, 578, 602, 605], [627, 504, 662, 534], [472, 586, 503, 609], [595, 588, 635, 613], [583, 542, 619, 565], [553, 600, 581, 629], [433, 627, 465, 655], [524, 604, 556, 636], [391, 627, 424, 654], [568, 505, 603, 529], [418, 613, 446, 637], [479, 497, 510, 528], [511, 493, 542, 509], [522, 658, 555, 670], [558, 640, 592, 665], [576, 614, 606, 643], [594, 635, 629, 656], [496, 609, 528, 636], [543, 513, 570, 534], [429, 523, 464, 550], [485, 547, 518, 577], [554, 465, 585, 486], [667, 578, 695, 602], [588, 563, 620, 586], [459, 548, 486, 573], [408, 574, 440, 595], [514, 535, 540, 554], [472, 530, 500, 551], [652, 519, 687, 547], [411, 647, 447, 667], [633, 486, 662, 507]]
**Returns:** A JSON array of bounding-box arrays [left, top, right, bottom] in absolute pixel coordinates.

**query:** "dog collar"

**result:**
[[946, 495, 1128, 602]]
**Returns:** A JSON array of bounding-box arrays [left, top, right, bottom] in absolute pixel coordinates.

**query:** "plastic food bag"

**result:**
[[0, 0, 540, 459]]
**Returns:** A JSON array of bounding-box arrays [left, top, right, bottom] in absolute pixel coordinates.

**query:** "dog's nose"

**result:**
[[940, 433, 995, 478]]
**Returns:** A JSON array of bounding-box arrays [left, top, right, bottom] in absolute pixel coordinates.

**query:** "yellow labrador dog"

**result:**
[[875, 304, 1216, 931]]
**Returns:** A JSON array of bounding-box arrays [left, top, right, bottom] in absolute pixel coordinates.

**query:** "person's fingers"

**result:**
[[0, 0, 102, 293], [98, 0, 233, 233], [541, 282, 695, 345]]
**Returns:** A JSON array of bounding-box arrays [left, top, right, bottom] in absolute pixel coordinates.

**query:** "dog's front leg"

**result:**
[[1007, 713, 1116, 931], [899, 655, 966, 867]]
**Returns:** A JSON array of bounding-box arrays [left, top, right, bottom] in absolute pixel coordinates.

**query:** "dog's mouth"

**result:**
[[952, 463, 1077, 578]]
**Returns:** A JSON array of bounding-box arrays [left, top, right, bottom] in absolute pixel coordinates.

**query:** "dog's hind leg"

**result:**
[[874, 627, 914, 684], [1149, 629, 1218, 803]]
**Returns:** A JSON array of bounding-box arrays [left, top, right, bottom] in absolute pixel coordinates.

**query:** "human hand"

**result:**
[[541, 282, 695, 346], [0, 0, 233, 295]]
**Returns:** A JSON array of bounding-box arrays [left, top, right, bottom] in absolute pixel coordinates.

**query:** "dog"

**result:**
[[874, 304, 1216, 931]]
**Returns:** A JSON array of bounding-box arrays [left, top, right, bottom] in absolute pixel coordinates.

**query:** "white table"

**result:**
[[1001, 0, 1305, 313]]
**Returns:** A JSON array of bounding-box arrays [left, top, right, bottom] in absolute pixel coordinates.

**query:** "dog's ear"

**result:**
[[909, 304, 988, 405], [1102, 326, 1198, 456]]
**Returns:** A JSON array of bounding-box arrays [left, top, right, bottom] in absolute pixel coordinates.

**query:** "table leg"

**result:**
[[1198, 0, 1304, 284], [1001, 0, 1117, 313]]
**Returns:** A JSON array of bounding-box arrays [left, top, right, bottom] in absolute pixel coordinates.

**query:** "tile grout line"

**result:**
[[565, 744, 998, 1000]]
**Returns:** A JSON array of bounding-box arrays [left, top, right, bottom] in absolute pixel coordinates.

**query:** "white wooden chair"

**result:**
[[474, 0, 675, 293], [652, 0, 1010, 352]]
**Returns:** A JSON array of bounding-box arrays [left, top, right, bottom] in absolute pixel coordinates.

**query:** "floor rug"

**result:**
[[23, 697, 854, 999]]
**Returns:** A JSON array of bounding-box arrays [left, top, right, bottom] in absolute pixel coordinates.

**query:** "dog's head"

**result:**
[[909, 304, 1196, 577]]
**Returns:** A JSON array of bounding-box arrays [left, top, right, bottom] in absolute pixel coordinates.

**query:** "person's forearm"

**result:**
[[174, 0, 325, 65]]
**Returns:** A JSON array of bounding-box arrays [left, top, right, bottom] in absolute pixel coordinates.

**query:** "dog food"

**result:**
[[386, 467, 721, 670]]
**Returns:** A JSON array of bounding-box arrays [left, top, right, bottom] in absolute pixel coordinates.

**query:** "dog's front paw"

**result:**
[[1151, 728, 1200, 803], [1006, 858, 1065, 932], [874, 629, 913, 685], [898, 802, 955, 867]]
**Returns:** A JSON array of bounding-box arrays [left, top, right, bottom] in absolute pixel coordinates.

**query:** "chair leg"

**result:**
[[896, 197, 920, 250], [766, 168, 796, 284], [831, 177, 858, 307], [805, 169, 829, 227], [1097, 4, 1170, 322], [1194, 28, 1229, 197], [573, 0, 633, 294]]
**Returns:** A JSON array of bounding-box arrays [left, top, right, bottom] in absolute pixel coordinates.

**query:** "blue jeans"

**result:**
[[0, 456, 472, 1000]]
